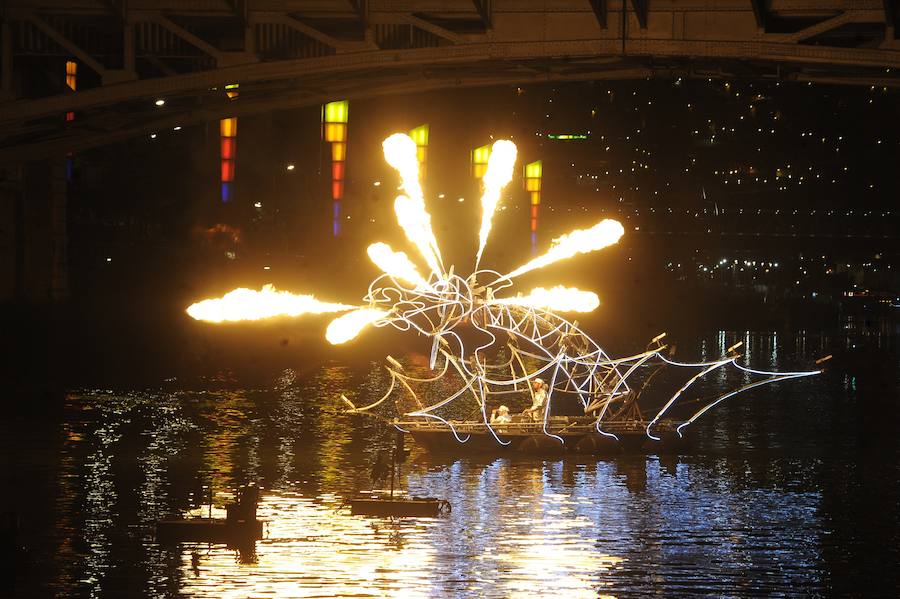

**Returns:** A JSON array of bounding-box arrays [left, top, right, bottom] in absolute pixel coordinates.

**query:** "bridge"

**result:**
[[1, 1, 898, 302], [1, 0, 899, 161]]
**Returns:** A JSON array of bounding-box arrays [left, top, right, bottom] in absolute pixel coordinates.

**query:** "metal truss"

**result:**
[[1, 1, 899, 162]]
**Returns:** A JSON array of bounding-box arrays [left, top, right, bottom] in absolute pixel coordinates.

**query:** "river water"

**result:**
[[3, 329, 899, 597]]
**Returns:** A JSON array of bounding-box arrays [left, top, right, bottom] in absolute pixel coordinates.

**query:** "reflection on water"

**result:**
[[4, 330, 900, 597]]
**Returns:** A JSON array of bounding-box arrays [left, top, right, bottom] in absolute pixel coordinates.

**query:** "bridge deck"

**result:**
[[1, 1, 899, 161]]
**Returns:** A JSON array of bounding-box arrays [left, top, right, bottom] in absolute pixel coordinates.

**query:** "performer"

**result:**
[[523, 378, 549, 421], [490, 405, 512, 424]]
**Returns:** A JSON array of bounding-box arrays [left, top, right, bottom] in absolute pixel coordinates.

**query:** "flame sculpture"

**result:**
[[188, 134, 823, 444]]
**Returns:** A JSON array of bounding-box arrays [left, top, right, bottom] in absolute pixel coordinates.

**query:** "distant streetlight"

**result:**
[[155, 99, 165, 106], [286, 164, 295, 171]]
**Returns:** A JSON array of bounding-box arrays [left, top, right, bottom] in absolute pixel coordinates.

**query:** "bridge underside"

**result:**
[[1, 1, 899, 162]]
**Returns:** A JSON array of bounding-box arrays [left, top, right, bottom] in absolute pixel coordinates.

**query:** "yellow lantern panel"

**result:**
[[525, 178, 541, 192], [471, 145, 491, 166], [220, 118, 237, 138], [524, 160, 542, 179], [323, 100, 349, 124], [331, 142, 347, 162], [409, 124, 429, 147], [324, 122, 347, 143]]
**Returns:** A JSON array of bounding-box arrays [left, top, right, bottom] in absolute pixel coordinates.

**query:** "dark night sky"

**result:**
[[70, 78, 899, 294]]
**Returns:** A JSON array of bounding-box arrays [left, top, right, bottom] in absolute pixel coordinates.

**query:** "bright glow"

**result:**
[[186, 285, 356, 323], [286, 164, 295, 171], [155, 99, 165, 106], [409, 124, 429, 147], [323, 100, 349, 124], [393, 196, 443, 278], [219, 118, 237, 138], [547, 133, 589, 140], [475, 140, 518, 268], [471, 144, 491, 178], [382, 134, 424, 203], [65, 60, 77, 91], [366, 242, 430, 289], [492, 286, 600, 312], [505, 219, 625, 279], [325, 308, 389, 345], [383, 133, 443, 277]]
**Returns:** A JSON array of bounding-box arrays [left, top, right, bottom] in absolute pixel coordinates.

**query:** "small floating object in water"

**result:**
[[349, 496, 450, 518], [156, 517, 264, 544], [157, 483, 264, 543]]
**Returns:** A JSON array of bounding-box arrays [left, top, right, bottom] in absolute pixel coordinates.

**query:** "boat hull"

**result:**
[[401, 419, 687, 455]]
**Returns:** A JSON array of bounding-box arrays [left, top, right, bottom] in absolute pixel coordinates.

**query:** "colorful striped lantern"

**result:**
[[65, 60, 76, 122], [524, 160, 542, 249], [220, 117, 238, 203], [322, 100, 349, 236]]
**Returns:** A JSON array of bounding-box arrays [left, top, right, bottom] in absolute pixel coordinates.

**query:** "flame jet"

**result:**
[[491, 286, 600, 313], [186, 285, 356, 323], [326, 308, 390, 345], [366, 242, 431, 289], [475, 140, 517, 269], [502, 219, 625, 280], [383, 134, 444, 278]]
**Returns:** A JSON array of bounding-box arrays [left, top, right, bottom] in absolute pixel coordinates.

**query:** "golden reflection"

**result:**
[[487, 535, 624, 598], [178, 492, 436, 598], [199, 391, 251, 493]]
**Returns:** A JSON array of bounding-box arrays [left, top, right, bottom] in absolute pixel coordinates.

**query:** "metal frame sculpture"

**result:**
[[188, 133, 826, 447]]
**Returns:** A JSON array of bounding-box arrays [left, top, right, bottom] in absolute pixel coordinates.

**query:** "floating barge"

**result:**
[[395, 416, 687, 454]]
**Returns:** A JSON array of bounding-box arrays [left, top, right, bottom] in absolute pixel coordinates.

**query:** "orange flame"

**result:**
[[186, 285, 355, 323]]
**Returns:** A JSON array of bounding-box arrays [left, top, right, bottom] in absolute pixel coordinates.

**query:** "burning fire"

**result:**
[[384, 133, 444, 277], [325, 308, 390, 345], [476, 140, 517, 268], [186, 284, 355, 323], [367, 242, 431, 289], [187, 133, 624, 344], [394, 195, 444, 279], [503, 219, 625, 280], [492, 286, 600, 313]]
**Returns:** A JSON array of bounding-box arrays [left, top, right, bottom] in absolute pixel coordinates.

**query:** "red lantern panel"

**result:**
[[221, 159, 235, 182], [220, 137, 236, 160]]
